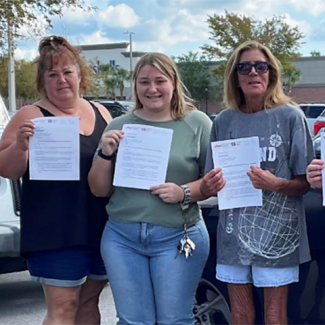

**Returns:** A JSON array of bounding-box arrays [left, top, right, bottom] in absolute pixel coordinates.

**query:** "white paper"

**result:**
[[29, 117, 80, 180], [321, 132, 325, 205], [211, 136, 262, 210], [113, 124, 173, 190]]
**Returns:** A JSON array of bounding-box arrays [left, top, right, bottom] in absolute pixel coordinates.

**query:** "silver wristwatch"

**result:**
[[180, 185, 191, 210]]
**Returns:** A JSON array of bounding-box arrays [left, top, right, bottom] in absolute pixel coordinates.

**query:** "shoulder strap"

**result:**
[[35, 105, 54, 117]]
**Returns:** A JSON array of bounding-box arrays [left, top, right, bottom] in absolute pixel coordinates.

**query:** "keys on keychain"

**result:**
[[176, 235, 196, 259]]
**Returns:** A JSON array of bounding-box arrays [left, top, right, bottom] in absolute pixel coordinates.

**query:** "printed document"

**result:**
[[321, 132, 325, 205], [211, 136, 262, 210], [113, 124, 173, 190], [29, 117, 80, 180]]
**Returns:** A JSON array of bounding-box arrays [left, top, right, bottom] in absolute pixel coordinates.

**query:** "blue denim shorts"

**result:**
[[216, 263, 299, 287], [26, 246, 107, 287]]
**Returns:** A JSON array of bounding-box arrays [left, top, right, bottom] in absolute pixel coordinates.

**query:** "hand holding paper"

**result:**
[[113, 124, 173, 190], [211, 136, 262, 210], [29, 117, 80, 181], [247, 165, 283, 192]]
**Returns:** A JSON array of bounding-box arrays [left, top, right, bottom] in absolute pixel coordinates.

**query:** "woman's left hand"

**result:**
[[247, 165, 281, 192], [150, 183, 184, 203]]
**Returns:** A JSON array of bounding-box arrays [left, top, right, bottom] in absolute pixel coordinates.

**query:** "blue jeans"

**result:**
[[101, 218, 209, 325]]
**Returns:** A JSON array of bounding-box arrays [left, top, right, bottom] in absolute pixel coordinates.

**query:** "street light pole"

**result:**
[[205, 87, 208, 115], [124, 31, 134, 99], [8, 17, 16, 112]]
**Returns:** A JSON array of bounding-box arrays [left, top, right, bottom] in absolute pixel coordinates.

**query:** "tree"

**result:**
[[174, 52, 212, 101], [0, 57, 38, 101], [15, 60, 38, 101], [202, 11, 303, 77], [0, 0, 96, 52], [113, 67, 131, 99], [310, 50, 321, 57], [283, 68, 301, 95]]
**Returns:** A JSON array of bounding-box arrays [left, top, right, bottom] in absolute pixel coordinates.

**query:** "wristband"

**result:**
[[98, 149, 115, 161], [180, 184, 191, 210]]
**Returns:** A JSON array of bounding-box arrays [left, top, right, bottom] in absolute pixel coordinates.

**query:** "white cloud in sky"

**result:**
[[98, 4, 140, 28], [14, 47, 38, 61], [283, 14, 313, 37], [60, 6, 94, 23], [289, 0, 325, 16], [71, 30, 113, 46]]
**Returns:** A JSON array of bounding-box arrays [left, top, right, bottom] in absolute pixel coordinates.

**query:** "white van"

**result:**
[[0, 97, 26, 274]]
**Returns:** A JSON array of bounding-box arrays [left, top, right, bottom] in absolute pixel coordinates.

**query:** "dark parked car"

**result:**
[[92, 100, 128, 118]]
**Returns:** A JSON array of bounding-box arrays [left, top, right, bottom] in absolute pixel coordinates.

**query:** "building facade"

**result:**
[[291, 56, 325, 104], [79, 42, 146, 99]]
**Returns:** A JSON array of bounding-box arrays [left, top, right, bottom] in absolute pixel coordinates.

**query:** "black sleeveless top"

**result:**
[[20, 102, 109, 255]]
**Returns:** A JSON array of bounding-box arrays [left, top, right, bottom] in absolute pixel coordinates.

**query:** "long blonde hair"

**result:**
[[132, 52, 196, 119], [224, 40, 297, 111]]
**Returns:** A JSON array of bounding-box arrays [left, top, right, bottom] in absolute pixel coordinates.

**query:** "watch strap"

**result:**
[[98, 149, 115, 161], [180, 184, 191, 210]]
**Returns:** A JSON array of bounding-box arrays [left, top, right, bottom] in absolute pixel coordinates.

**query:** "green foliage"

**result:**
[[202, 11, 304, 77], [113, 67, 131, 98], [174, 51, 212, 101], [283, 68, 301, 95], [16, 60, 38, 100], [0, 57, 38, 100], [310, 50, 321, 57], [0, 0, 96, 52], [0, 57, 9, 98], [89, 63, 131, 99]]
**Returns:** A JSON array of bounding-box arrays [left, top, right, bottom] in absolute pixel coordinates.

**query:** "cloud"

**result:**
[[98, 4, 140, 28], [283, 14, 312, 37], [70, 30, 113, 46], [310, 20, 325, 41], [60, 6, 95, 23], [289, 0, 325, 16], [14, 47, 38, 61]]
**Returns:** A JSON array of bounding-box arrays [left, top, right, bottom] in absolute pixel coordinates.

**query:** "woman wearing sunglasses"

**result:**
[[200, 40, 314, 325]]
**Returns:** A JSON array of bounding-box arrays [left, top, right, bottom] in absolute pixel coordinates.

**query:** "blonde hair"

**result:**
[[132, 52, 196, 119], [35, 35, 92, 96], [224, 40, 297, 111]]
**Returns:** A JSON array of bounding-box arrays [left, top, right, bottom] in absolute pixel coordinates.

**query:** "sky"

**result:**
[[15, 0, 325, 61]]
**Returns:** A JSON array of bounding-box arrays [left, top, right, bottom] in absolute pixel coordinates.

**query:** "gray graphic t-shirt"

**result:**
[[205, 105, 314, 267]]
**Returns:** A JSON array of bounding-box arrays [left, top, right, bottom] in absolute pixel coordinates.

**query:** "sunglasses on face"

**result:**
[[236, 61, 270, 75]]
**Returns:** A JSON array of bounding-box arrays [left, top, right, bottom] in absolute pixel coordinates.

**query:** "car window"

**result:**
[[309, 106, 325, 118], [102, 104, 126, 118], [299, 105, 308, 115]]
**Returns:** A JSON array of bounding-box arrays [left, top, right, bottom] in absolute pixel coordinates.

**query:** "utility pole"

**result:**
[[8, 17, 16, 112], [205, 87, 208, 115], [124, 31, 134, 99]]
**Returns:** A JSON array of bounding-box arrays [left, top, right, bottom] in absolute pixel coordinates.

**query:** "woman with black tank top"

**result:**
[[0, 36, 112, 325]]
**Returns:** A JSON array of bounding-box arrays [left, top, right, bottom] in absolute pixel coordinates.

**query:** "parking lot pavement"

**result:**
[[0, 271, 117, 325]]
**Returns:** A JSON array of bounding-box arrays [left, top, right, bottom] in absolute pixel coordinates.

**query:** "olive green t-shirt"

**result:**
[[97, 110, 212, 228]]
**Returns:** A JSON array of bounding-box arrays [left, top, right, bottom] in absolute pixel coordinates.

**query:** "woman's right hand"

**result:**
[[16, 120, 35, 152], [307, 159, 324, 189], [101, 130, 124, 155]]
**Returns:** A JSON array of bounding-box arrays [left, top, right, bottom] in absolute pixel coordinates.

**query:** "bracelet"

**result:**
[[180, 184, 191, 210], [98, 149, 115, 161]]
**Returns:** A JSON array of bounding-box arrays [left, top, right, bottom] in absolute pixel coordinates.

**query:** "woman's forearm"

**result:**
[[88, 158, 114, 197], [0, 142, 29, 179], [274, 175, 310, 196]]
